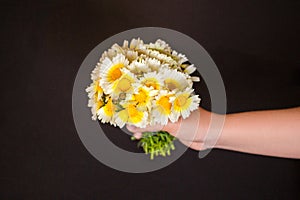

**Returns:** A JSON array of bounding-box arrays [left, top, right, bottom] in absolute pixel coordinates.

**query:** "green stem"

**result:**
[[132, 131, 176, 160]]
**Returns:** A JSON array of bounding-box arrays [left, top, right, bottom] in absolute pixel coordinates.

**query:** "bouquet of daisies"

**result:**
[[86, 38, 201, 159]]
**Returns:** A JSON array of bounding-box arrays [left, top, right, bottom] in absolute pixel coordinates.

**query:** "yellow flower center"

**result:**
[[128, 104, 138, 117], [108, 63, 123, 82], [111, 73, 135, 96], [96, 100, 104, 110], [94, 81, 103, 94], [165, 79, 179, 90], [94, 81, 103, 101], [118, 77, 131, 92], [103, 98, 114, 116], [143, 78, 160, 90], [173, 94, 191, 112], [127, 104, 144, 123], [175, 95, 187, 107], [157, 96, 171, 114], [134, 88, 148, 105]]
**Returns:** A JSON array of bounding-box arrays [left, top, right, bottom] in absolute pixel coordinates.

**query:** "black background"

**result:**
[[1, 0, 300, 199]]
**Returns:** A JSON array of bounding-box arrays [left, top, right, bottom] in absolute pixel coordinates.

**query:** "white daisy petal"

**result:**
[[184, 64, 196, 74], [191, 76, 200, 82]]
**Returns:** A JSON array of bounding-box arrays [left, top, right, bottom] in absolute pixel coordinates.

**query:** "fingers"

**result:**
[[126, 124, 164, 139], [126, 124, 163, 134], [126, 124, 207, 151]]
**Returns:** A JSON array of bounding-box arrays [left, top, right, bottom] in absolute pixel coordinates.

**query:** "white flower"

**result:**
[[97, 97, 117, 126], [145, 57, 161, 71], [125, 50, 138, 62], [151, 90, 174, 125], [147, 39, 172, 54], [131, 59, 151, 73], [122, 40, 129, 49], [169, 88, 200, 122], [172, 50, 188, 65], [99, 43, 125, 62], [129, 38, 144, 50], [90, 62, 101, 81], [99, 54, 129, 93], [126, 84, 158, 111], [111, 43, 126, 55], [86, 81, 105, 120], [115, 102, 148, 128], [86, 80, 103, 100], [160, 68, 189, 91], [147, 49, 176, 66], [139, 71, 164, 90], [108, 68, 137, 98]]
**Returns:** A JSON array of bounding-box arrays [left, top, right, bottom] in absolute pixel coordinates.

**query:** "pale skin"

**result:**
[[126, 107, 300, 159]]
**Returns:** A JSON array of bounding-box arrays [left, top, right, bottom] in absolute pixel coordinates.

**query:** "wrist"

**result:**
[[213, 113, 229, 149], [162, 117, 182, 134], [200, 109, 226, 149]]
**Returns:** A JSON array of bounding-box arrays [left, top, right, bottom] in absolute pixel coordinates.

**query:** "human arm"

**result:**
[[127, 107, 300, 159], [215, 107, 300, 159]]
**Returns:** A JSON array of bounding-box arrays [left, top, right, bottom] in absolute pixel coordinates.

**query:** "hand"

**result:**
[[126, 123, 164, 140], [126, 107, 212, 151]]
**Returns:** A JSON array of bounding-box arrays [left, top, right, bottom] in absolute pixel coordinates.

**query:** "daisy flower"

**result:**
[[147, 49, 176, 66], [100, 43, 125, 62], [127, 84, 158, 111], [88, 97, 105, 120], [147, 39, 172, 54], [99, 54, 129, 93], [125, 50, 138, 62], [131, 59, 151, 73], [171, 50, 188, 64], [160, 68, 189, 91], [86, 81, 105, 120], [86, 80, 103, 100], [169, 88, 200, 122], [90, 62, 102, 81], [97, 97, 116, 125], [139, 71, 163, 90], [129, 38, 144, 50], [122, 40, 129, 49], [145, 57, 161, 72], [115, 102, 148, 128], [151, 90, 174, 125], [109, 68, 137, 98]]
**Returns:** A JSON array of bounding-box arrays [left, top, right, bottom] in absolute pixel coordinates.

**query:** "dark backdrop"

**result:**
[[1, 0, 300, 199]]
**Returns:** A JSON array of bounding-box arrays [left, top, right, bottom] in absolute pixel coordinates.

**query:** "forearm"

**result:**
[[216, 107, 300, 159]]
